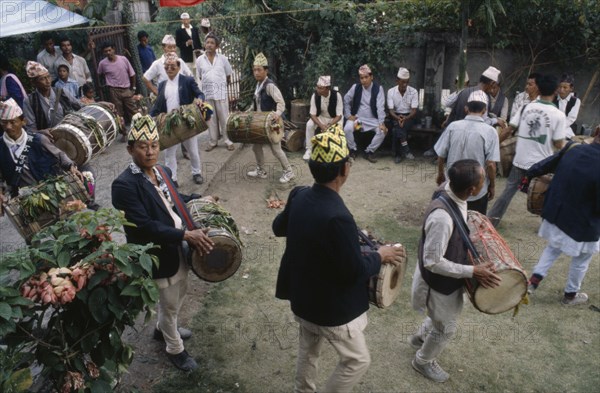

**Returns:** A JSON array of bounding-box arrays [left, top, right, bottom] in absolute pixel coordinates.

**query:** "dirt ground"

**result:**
[[2, 132, 599, 392]]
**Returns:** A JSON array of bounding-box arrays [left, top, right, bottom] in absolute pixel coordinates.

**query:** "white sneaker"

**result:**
[[412, 358, 449, 383], [279, 169, 295, 183], [303, 149, 311, 161], [406, 152, 415, 160], [247, 167, 267, 179], [561, 292, 588, 305]]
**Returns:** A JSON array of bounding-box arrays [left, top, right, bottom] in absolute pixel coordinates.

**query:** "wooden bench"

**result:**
[[410, 126, 443, 149]]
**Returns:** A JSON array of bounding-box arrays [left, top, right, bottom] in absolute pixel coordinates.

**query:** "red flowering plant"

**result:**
[[0, 208, 159, 392]]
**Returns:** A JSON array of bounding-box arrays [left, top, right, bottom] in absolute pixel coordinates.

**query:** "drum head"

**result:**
[[369, 259, 406, 309], [52, 125, 93, 166], [190, 231, 242, 282], [474, 268, 527, 314], [266, 114, 284, 144]]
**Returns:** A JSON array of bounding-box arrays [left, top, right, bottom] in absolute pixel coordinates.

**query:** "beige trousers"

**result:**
[[294, 314, 371, 393], [252, 142, 291, 170], [157, 274, 189, 355], [206, 98, 232, 146]]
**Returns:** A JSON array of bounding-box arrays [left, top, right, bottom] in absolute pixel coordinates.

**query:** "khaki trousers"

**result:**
[[107, 86, 137, 126], [206, 98, 232, 146], [252, 142, 291, 170], [157, 274, 188, 355], [294, 314, 371, 393]]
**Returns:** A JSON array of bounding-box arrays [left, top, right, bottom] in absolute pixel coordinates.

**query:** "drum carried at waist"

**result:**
[[4, 172, 90, 243], [465, 211, 527, 314], [226, 111, 284, 144], [359, 230, 407, 309], [155, 102, 210, 150], [52, 103, 122, 166], [186, 197, 242, 282], [527, 174, 553, 216]]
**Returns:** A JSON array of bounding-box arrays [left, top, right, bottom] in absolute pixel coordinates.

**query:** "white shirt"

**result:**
[[36, 46, 62, 79], [510, 92, 537, 122], [53, 54, 91, 87], [387, 85, 419, 114], [195, 53, 232, 100], [165, 74, 180, 112], [143, 55, 193, 85], [556, 92, 580, 128], [512, 100, 567, 170]]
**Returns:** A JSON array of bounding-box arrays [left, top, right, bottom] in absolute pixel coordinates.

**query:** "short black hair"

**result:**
[[205, 33, 220, 46], [528, 72, 541, 81], [82, 82, 94, 94], [560, 73, 575, 86], [448, 159, 483, 194], [56, 64, 69, 72], [479, 75, 494, 85], [309, 157, 348, 184], [58, 36, 70, 46], [137, 31, 149, 40], [466, 101, 487, 113], [101, 42, 115, 51], [537, 74, 559, 96], [40, 32, 54, 44]]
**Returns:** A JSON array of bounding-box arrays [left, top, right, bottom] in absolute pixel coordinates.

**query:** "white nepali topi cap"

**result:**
[[162, 35, 176, 45], [468, 90, 489, 105], [397, 67, 410, 79], [200, 18, 211, 27], [482, 66, 501, 83], [0, 98, 23, 120], [358, 64, 372, 76], [317, 76, 331, 87], [180, 13, 190, 19]]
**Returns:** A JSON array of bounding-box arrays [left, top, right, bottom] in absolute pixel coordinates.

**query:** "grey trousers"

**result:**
[[487, 166, 526, 222]]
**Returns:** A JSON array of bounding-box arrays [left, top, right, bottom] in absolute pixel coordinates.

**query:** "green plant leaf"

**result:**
[[90, 379, 112, 393], [88, 287, 110, 324], [120, 285, 140, 297], [57, 251, 71, 267], [0, 303, 12, 320], [139, 253, 153, 273], [2, 367, 32, 392], [87, 270, 110, 290]]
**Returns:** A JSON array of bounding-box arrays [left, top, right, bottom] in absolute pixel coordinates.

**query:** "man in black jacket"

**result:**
[[526, 126, 600, 305], [112, 113, 213, 371], [175, 12, 202, 74], [273, 125, 403, 392]]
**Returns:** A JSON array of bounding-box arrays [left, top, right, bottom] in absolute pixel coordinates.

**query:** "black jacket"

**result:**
[[273, 184, 381, 326], [112, 165, 194, 279], [150, 74, 204, 117], [175, 26, 202, 63]]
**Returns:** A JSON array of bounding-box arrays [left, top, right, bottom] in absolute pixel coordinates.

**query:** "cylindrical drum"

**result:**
[[226, 111, 283, 144], [281, 121, 305, 152], [499, 135, 517, 177], [155, 102, 209, 150], [465, 210, 527, 314], [290, 99, 310, 124], [4, 172, 90, 242], [186, 198, 242, 282], [527, 174, 553, 216], [52, 103, 122, 166]]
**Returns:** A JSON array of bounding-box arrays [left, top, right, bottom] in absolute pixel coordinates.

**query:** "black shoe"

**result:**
[[363, 152, 377, 163], [153, 327, 193, 342], [173, 181, 179, 188], [394, 155, 402, 164], [350, 150, 358, 159], [167, 350, 198, 371], [87, 202, 101, 211], [193, 174, 204, 184]]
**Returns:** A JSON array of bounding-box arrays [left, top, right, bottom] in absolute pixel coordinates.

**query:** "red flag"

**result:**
[[159, 0, 206, 7]]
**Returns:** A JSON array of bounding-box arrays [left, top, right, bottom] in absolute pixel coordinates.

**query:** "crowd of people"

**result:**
[[0, 13, 598, 390]]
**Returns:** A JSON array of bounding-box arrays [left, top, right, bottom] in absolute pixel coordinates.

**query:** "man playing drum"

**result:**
[[112, 114, 213, 371], [150, 53, 205, 186], [410, 159, 501, 383], [526, 125, 600, 305], [302, 75, 343, 161], [434, 91, 500, 214], [247, 53, 295, 184], [488, 74, 567, 227], [0, 98, 82, 203], [273, 125, 403, 392]]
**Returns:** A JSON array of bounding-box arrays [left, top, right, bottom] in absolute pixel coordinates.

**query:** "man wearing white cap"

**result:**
[[199, 18, 212, 40], [0, 98, 80, 201], [175, 13, 202, 72], [387, 67, 419, 163], [445, 66, 505, 129], [343, 64, 387, 163], [488, 74, 567, 227], [302, 76, 343, 160], [196, 33, 234, 151], [143, 35, 193, 96], [434, 90, 500, 214]]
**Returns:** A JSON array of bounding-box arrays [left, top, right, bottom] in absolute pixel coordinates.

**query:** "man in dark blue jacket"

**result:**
[[273, 124, 403, 392], [112, 113, 213, 371], [150, 53, 205, 186], [526, 125, 600, 305]]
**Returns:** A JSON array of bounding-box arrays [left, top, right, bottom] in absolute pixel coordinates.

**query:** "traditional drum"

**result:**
[[155, 102, 209, 150], [281, 121, 305, 152], [4, 173, 90, 243], [571, 135, 594, 145], [465, 211, 527, 314], [499, 135, 517, 177], [290, 99, 310, 124], [52, 103, 122, 166], [226, 111, 283, 144], [527, 174, 553, 216], [368, 244, 407, 308], [186, 198, 242, 282]]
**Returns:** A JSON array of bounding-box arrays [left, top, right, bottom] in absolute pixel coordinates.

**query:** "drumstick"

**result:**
[[357, 230, 378, 250]]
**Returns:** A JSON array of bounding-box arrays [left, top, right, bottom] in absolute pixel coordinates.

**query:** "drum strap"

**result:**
[[155, 165, 197, 230], [10, 135, 35, 194], [437, 195, 481, 260]]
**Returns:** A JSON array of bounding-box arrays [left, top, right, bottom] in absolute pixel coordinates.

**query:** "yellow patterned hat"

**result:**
[[253, 52, 268, 67], [310, 124, 349, 163], [128, 113, 159, 142]]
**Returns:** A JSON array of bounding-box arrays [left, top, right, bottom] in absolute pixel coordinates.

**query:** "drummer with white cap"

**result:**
[[387, 67, 419, 163], [302, 75, 343, 160]]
